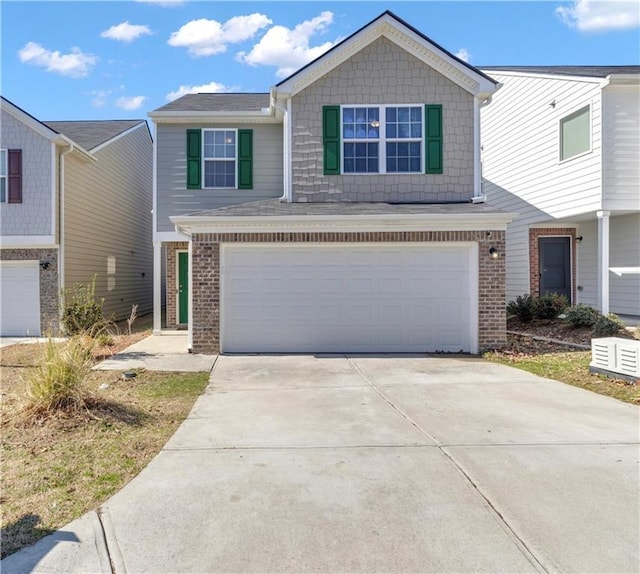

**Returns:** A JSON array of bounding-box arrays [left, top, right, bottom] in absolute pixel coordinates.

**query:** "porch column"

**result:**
[[153, 241, 162, 334], [597, 210, 610, 315]]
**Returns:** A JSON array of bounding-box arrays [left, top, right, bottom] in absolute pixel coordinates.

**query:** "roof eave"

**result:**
[[148, 110, 279, 124]]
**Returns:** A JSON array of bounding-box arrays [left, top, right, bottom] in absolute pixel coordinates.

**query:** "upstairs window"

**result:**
[[0, 149, 6, 203], [560, 105, 591, 162], [324, 104, 442, 176], [203, 129, 236, 188], [0, 149, 22, 203]]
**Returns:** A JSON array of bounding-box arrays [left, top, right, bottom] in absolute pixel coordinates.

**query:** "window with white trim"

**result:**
[[0, 149, 6, 203], [203, 129, 236, 188], [560, 105, 590, 162], [341, 105, 423, 174]]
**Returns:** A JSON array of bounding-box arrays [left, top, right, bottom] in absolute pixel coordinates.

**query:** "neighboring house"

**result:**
[[0, 96, 153, 336], [149, 11, 515, 355], [480, 66, 640, 317]]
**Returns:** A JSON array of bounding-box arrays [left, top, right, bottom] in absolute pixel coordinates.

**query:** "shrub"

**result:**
[[534, 293, 568, 320], [593, 313, 626, 337], [62, 276, 105, 336], [507, 294, 536, 323], [25, 336, 93, 414], [565, 304, 601, 329]]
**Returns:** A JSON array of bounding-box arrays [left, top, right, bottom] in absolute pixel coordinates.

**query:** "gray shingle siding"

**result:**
[[156, 123, 283, 232]]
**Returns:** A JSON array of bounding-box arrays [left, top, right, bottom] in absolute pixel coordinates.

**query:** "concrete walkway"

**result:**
[[94, 333, 216, 372], [2, 355, 638, 573]]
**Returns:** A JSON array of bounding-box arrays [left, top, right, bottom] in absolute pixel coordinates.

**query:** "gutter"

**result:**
[[58, 142, 74, 304]]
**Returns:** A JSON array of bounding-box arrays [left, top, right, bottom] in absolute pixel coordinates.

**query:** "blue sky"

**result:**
[[2, 1, 639, 121]]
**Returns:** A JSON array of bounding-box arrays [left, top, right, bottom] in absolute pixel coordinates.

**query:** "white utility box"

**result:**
[[590, 337, 640, 383]]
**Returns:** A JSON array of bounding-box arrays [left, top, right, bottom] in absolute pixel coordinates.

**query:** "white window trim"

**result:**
[[558, 103, 592, 164], [0, 148, 7, 203], [340, 104, 424, 175], [202, 128, 238, 190]]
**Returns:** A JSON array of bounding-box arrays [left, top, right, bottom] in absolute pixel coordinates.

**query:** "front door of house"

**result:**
[[178, 252, 188, 324], [539, 237, 571, 301]]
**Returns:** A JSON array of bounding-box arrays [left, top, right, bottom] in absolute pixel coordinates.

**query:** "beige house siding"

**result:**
[[155, 123, 283, 233], [64, 125, 153, 319], [290, 36, 475, 203]]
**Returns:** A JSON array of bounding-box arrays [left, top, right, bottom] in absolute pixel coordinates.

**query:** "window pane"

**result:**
[[386, 108, 396, 122], [343, 108, 354, 123], [410, 124, 422, 138], [343, 141, 379, 173], [385, 106, 422, 142], [204, 131, 214, 145], [386, 139, 421, 173], [410, 157, 421, 172], [409, 142, 421, 155], [410, 107, 421, 122], [355, 108, 367, 122], [0, 179, 5, 203], [561, 106, 590, 160], [1, 151, 7, 176], [204, 160, 236, 187], [343, 107, 379, 140], [367, 108, 379, 122], [387, 125, 397, 138], [343, 125, 354, 138], [398, 107, 410, 122], [214, 131, 225, 144]]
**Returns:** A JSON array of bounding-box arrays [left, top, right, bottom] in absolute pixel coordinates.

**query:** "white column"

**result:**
[[597, 210, 610, 315], [153, 241, 162, 334]]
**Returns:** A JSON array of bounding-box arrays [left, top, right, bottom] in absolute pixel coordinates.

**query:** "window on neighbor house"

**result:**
[[560, 105, 591, 162], [0, 149, 6, 202], [203, 129, 237, 188]]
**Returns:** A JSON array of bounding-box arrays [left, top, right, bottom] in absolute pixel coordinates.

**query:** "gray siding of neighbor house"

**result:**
[[291, 36, 475, 203], [156, 123, 283, 232], [0, 109, 53, 235], [64, 125, 153, 319]]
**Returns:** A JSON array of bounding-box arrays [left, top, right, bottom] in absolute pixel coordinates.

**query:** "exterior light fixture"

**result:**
[[576, 236, 583, 242], [39, 261, 50, 270], [489, 247, 499, 259]]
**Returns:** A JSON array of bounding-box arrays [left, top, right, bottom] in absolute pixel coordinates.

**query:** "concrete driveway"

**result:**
[[3, 355, 639, 573]]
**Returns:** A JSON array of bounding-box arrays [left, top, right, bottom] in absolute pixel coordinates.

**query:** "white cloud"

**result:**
[[168, 13, 272, 57], [101, 21, 152, 43], [18, 41, 97, 78], [237, 11, 338, 78], [455, 48, 470, 62], [89, 89, 111, 107], [115, 95, 146, 110], [166, 81, 236, 101], [556, 0, 640, 31]]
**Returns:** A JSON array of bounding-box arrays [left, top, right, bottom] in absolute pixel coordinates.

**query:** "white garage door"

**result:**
[[221, 243, 477, 354], [0, 261, 41, 336]]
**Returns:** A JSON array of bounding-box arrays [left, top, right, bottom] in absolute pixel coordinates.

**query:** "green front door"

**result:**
[[178, 252, 188, 324]]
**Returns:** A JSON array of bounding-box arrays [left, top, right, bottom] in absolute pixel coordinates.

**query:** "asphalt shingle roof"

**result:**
[[179, 199, 507, 218], [480, 66, 640, 78], [43, 120, 144, 151], [153, 93, 270, 113]]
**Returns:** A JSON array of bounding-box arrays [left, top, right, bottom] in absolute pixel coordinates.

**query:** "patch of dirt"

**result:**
[[507, 318, 636, 347]]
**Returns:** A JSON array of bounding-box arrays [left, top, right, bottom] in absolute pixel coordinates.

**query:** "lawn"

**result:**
[[485, 334, 640, 405], [0, 336, 209, 559]]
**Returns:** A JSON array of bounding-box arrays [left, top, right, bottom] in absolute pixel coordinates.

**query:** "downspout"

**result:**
[[471, 94, 494, 204], [271, 89, 291, 202], [58, 142, 74, 310]]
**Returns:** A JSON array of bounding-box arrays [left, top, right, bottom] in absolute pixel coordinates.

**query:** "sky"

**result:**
[[1, 0, 639, 122]]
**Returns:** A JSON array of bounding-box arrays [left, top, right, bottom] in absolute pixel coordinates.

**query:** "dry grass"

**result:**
[[0, 321, 208, 559], [486, 334, 640, 405]]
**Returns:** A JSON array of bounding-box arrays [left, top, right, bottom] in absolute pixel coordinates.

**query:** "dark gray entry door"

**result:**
[[539, 237, 571, 301]]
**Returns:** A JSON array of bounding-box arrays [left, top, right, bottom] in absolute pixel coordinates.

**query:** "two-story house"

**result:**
[[0, 97, 153, 336], [480, 66, 640, 317], [149, 11, 515, 355]]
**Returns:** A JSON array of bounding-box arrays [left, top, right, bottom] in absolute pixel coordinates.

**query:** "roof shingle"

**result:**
[[43, 120, 144, 151], [153, 93, 270, 113], [480, 66, 640, 78]]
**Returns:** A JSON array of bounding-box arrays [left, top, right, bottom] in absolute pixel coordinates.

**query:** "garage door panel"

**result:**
[[221, 244, 476, 353], [0, 261, 41, 336]]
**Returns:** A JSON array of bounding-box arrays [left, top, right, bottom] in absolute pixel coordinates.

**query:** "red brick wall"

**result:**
[[191, 231, 507, 354], [528, 228, 576, 303], [165, 242, 188, 328]]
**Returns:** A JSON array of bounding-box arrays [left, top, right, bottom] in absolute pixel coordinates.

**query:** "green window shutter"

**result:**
[[425, 104, 443, 174], [237, 129, 253, 189], [323, 105, 340, 175], [186, 129, 201, 189]]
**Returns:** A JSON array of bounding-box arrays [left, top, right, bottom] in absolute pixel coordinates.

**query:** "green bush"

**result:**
[[62, 276, 105, 336], [26, 336, 93, 414], [534, 293, 568, 320], [593, 313, 626, 337], [565, 304, 601, 329], [507, 294, 536, 323]]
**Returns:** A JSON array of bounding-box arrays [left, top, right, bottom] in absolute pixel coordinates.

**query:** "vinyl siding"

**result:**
[[156, 123, 283, 233], [602, 85, 640, 211], [575, 220, 598, 307], [481, 73, 604, 303], [0, 108, 53, 235], [291, 36, 475, 203], [609, 213, 640, 315], [64, 125, 153, 319]]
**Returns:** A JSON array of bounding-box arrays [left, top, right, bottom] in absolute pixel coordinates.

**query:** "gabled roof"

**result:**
[[274, 10, 498, 98], [155, 93, 270, 113], [1, 95, 63, 141], [43, 120, 145, 151], [480, 66, 640, 78]]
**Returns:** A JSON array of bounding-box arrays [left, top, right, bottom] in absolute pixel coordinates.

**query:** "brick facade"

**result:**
[[190, 231, 506, 355], [528, 228, 577, 303], [0, 248, 60, 335], [165, 242, 189, 328]]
